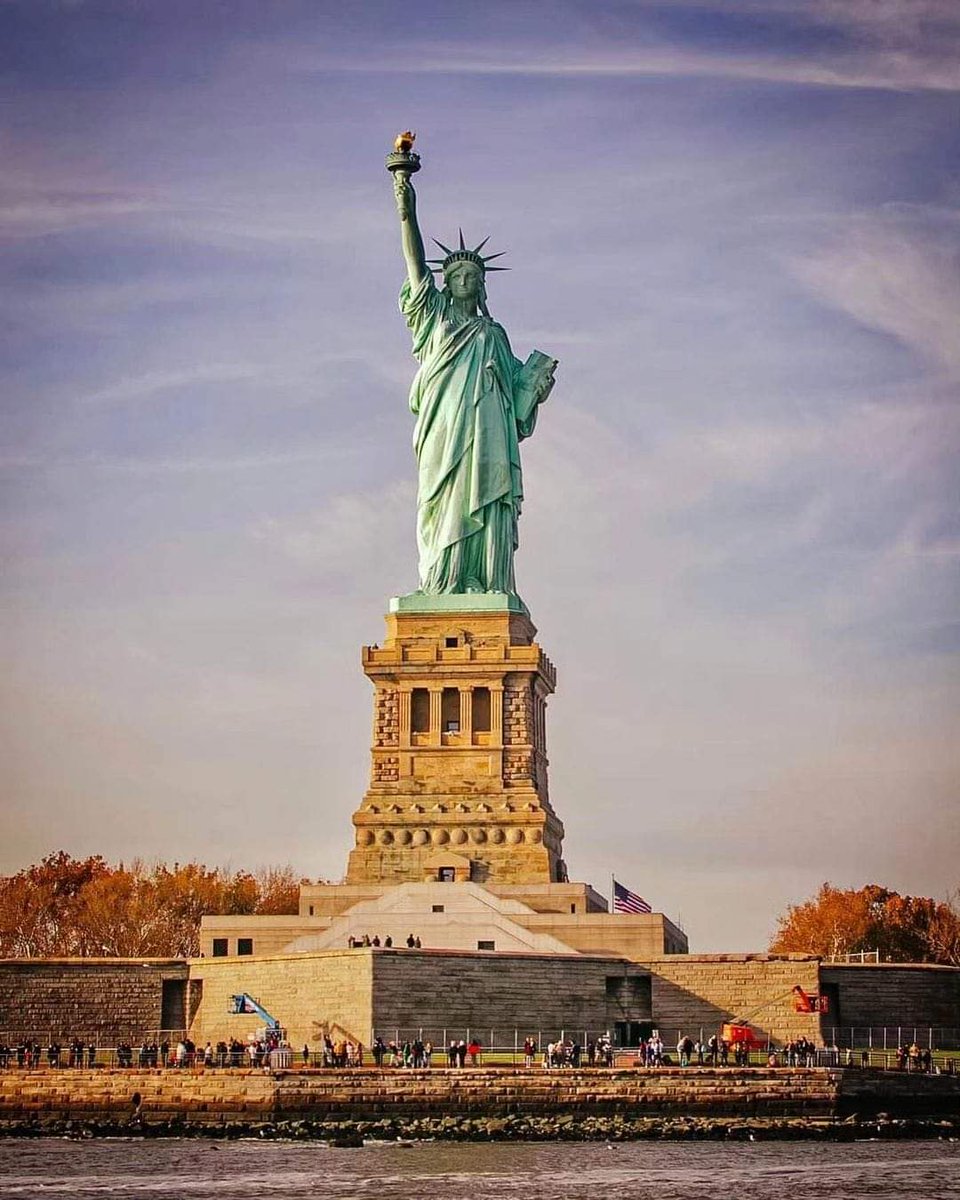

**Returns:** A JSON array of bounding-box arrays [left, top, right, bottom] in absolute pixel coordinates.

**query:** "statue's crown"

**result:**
[[427, 230, 508, 275]]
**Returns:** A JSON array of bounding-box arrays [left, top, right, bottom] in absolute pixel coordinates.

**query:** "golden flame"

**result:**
[[394, 131, 416, 153]]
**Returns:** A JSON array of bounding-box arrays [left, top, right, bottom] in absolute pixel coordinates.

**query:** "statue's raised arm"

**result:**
[[388, 133, 428, 289]]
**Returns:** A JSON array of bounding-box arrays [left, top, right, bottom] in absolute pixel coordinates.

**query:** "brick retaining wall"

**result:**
[[837, 1069, 960, 1116], [2, 1067, 957, 1124], [0, 1067, 838, 1121]]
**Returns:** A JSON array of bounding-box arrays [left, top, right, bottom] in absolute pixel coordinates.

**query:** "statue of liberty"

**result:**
[[388, 135, 557, 600]]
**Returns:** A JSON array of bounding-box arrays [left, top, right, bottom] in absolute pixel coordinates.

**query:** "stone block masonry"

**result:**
[[3, 954, 956, 1057], [0, 960, 189, 1042], [348, 606, 563, 886], [188, 947, 652, 1049], [369, 948, 652, 1040], [821, 963, 960, 1030], [189, 950, 372, 1051], [0, 1067, 848, 1123], [646, 955, 824, 1045]]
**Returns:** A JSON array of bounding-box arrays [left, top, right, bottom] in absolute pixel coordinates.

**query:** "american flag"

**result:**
[[613, 879, 652, 914]]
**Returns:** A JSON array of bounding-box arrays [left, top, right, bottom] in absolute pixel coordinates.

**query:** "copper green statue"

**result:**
[[388, 134, 557, 599]]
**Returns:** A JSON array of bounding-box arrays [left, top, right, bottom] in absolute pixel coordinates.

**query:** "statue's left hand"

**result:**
[[538, 360, 558, 396]]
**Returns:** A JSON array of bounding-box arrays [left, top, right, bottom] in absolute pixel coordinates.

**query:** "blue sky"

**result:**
[[2, 0, 958, 950]]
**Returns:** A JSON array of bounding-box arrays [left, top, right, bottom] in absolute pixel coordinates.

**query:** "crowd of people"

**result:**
[[346, 933, 423, 948], [895, 1042, 936, 1072], [0, 1032, 951, 1073], [131, 1035, 286, 1068], [782, 1036, 818, 1067], [365, 1037, 484, 1067], [313, 1036, 365, 1067], [106, 1037, 283, 1068], [539, 1035, 614, 1067], [0, 1039, 97, 1068], [671, 1033, 733, 1067], [371, 1037, 430, 1067]]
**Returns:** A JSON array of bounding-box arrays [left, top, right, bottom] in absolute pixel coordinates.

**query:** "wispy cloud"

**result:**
[[0, 448, 349, 475], [0, 163, 169, 238], [0, 193, 164, 236], [0, 154, 378, 249], [250, 41, 960, 92], [240, 0, 960, 94], [791, 208, 960, 377], [78, 364, 265, 406]]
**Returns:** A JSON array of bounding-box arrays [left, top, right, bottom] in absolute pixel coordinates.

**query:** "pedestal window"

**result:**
[[473, 686, 491, 731], [441, 687, 460, 733], [411, 688, 430, 733]]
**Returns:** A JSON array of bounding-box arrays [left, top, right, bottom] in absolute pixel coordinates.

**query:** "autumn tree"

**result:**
[[254, 865, 302, 915], [770, 882, 960, 965], [0, 852, 111, 957], [75, 865, 167, 957], [0, 853, 306, 958], [151, 862, 247, 958], [926, 888, 960, 966]]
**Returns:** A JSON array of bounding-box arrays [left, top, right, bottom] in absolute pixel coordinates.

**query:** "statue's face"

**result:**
[[445, 262, 482, 303]]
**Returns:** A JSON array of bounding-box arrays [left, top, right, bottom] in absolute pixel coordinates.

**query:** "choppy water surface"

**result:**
[[0, 1139, 958, 1200]]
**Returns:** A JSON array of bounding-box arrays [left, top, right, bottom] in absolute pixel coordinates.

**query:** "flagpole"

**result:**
[[610, 873, 615, 915]]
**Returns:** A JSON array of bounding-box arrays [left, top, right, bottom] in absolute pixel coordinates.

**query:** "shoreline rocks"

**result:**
[[0, 1113, 957, 1143]]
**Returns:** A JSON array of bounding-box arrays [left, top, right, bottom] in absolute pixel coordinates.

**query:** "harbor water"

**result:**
[[0, 1138, 958, 1199]]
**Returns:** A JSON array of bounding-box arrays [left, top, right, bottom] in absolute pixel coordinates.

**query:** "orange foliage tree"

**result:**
[[0, 851, 111, 958], [0, 852, 307, 958], [253, 865, 302, 915], [770, 882, 960, 965]]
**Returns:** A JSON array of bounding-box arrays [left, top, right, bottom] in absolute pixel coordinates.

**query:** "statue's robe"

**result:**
[[401, 274, 538, 595]]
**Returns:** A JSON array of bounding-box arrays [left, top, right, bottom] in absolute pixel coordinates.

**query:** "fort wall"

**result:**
[[645, 955, 823, 1044], [368, 948, 651, 1041], [821, 963, 960, 1030], [0, 960, 189, 1042], [0, 955, 955, 1051], [188, 947, 651, 1048], [187, 950, 373, 1050]]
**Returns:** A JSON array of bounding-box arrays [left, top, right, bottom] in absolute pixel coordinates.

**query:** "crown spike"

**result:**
[[431, 234, 508, 275]]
